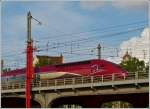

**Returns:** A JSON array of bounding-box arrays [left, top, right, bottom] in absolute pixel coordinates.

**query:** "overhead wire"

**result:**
[[35, 26, 145, 53], [37, 20, 147, 41], [3, 21, 146, 57], [2, 20, 148, 69]]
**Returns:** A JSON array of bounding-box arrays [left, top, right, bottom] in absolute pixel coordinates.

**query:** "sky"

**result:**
[[1, 0, 149, 69]]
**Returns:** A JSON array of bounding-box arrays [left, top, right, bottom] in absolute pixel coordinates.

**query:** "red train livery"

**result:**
[[1, 59, 128, 83]]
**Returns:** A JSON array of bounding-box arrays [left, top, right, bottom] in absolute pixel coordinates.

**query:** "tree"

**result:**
[[2, 68, 11, 73], [145, 63, 149, 74], [35, 58, 50, 67], [120, 57, 148, 73]]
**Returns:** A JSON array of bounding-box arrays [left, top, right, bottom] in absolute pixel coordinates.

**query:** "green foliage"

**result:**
[[145, 63, 149, 73], [120, 57, 148, 73], [35, 58, 57, 67], [35, 58, 50, 67], [2, 68, 11, 72]]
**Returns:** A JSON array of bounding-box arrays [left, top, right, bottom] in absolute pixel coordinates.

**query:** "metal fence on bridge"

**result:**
[[2, 72, 148, 91]]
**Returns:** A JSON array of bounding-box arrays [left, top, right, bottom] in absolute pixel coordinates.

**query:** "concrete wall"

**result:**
[[2, 86, 149, 108]]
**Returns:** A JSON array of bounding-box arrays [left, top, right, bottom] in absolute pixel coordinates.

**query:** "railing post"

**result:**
[[31, 81, 33, 88], [12, 83, 14, 89], [72, 78, 75, 85], [91, 76, 93, 83], [135, 72, 139, 87], [102, 75, 103, 82], [72, 78, 75, 90], [21, 82, 23, 88], [135, 72, 138, 80], [22, 82, 24, 88], [54, 79, 58, 91], [39, 81, 41, 87], [47, 80, 49, 87], [18, 83, 21, 89], [7, 83, 9, 89], [112, 73, 115, 82], [55, 80, 57, 86], [112, 74, 115, 88], [64, 78, 66, 85], [123, 74, 126, 80], [91, 76, 94, 88], [81, 77, 84, 84]]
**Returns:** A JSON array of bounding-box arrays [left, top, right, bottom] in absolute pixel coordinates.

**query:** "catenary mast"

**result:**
[[26, 11, 33, 108], [26, 11, 41, 108]]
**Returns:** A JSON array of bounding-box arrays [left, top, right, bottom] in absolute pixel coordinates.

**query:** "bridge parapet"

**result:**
[[1, 72, 148, 93]]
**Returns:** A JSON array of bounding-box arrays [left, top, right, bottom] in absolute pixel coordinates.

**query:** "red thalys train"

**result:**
[[1, 59, 128, 83]]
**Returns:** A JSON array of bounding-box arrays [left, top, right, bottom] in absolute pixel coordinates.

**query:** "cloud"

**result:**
[[79, 0, 148, 11], [2, 1, 93, 67], [119, 28, 149, 63], [2, 2, 90, 51], [112, 0, 148, 10], [2, 1, 149, 68], [106, 57, 122, 64], [80, 1, 107, 10], [107, 28, 149, 64]]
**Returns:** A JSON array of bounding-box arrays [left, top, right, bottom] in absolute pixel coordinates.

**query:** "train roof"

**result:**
[[55, 59, 115, 66], [55, 59, 92, 66]]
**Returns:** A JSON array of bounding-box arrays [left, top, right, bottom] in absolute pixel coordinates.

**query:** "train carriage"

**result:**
[[1, 59, 128, 83]]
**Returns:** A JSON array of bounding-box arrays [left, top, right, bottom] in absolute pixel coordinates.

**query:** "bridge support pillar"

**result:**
[[36, 93, 60, 108], [33, 94, 45, 108]]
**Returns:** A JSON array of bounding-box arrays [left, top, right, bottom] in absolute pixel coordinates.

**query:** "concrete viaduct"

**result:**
[[1, 72, 149, 108]]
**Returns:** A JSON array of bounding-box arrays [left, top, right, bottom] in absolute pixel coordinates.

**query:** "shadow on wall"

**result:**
[[50, 93, 149, 108], [1, 97, 41, 108]]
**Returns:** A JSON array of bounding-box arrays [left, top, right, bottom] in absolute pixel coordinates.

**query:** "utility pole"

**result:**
[[26, 11, 33, 108], [26, 11, 41, 108], [46, 41, 49, 55], [97, 43, 101, 59]]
